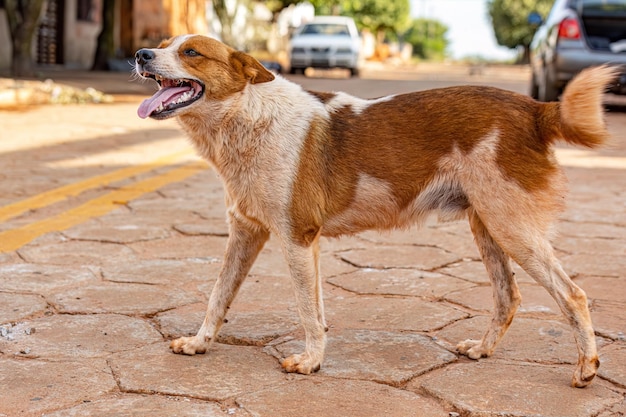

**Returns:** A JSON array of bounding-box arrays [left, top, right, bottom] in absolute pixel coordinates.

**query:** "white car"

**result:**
[[289, 16, 362, 77]]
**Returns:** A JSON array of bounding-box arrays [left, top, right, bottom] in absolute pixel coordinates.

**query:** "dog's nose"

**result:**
[[135, 49, 155, 65]]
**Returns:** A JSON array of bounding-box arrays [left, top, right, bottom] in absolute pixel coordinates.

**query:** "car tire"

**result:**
[[350, 67, 359, 77], [289, 67, 305, 75], [538, 67, 560, 102]]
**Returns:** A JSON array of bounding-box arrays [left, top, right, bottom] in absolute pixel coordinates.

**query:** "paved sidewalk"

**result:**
[[0, 71, 625, 416]]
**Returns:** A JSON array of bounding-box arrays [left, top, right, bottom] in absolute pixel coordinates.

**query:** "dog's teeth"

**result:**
[[173, 90, 194, 105]]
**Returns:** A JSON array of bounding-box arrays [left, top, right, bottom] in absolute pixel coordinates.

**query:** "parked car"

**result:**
[[289, 16, 362, 77], [529, 0, 626, 101]]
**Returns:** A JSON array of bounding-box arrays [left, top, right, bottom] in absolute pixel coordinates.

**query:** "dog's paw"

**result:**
[[456, 339, 491, 360], [170, 336, 210, 355], [572, 356, 599, 388], [281, 353, 322, 374]]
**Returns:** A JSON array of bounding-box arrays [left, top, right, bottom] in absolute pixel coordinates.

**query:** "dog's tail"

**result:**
[[542, 65, 618, 148]]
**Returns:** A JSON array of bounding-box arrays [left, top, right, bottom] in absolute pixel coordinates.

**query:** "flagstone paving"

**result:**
[[1, 69, 625, 416]]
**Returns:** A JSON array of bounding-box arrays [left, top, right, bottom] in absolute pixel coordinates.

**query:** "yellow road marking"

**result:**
[[0, 161, 208, 253], [0, 149, 196, 223]]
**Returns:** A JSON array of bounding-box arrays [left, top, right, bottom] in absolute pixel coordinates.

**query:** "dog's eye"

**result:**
[[184, 48, 199, 57]]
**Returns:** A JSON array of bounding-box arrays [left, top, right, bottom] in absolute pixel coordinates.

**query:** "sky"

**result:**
[[410, 0, 518, 61]]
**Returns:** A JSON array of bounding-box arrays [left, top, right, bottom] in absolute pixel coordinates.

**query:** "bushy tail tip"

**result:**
[[558, 65, 619, 148]]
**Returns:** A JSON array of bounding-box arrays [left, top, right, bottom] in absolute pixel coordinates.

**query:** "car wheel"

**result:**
[[538, 67, 560, 102], [289, 67, 305, 75], [350, 67, 359, 77]]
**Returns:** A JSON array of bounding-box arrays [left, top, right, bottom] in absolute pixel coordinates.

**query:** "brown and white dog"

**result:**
[[135, 34, 616, 387]]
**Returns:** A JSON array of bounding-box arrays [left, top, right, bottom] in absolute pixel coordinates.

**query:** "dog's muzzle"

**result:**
[[135, 48, 156, 67]]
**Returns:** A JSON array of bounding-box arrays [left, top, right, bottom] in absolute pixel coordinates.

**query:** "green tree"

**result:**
[[309, 0, 341, 16], [5, 0, 46, 76], [213, 0, 247, 48], [403, 18, 449, 60], [309, 0, 410, 42], [488, 0, 553, 63], [266, 0, 302, 18], [341, 0, 410, 42]]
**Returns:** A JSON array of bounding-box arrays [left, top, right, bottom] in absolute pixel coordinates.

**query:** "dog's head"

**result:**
[[135, 35, 275, 120]]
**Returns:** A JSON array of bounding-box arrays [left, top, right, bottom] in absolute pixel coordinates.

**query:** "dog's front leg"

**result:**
[[170, 212, 269, 355], [281, 234, 327, 374]]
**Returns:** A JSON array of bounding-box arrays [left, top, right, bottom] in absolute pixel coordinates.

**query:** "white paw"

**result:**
[[170, 336, 210, 355], [281, 352, 322, 374], [456, 339, 491, 360]]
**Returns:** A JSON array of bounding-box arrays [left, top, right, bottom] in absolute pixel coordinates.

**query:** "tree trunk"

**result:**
[[213, 0, 238, 48], [5, 0, 46, 77], [519, 45, 531, 64], [92, 0, 116, 70]]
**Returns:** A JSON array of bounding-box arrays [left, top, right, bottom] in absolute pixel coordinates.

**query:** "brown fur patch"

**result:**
[[289, 86, 564, 243], [157, 38, 174, 48], [307, 91, 337, 104]]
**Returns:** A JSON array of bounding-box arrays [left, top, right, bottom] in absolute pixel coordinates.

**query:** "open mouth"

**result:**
[[137, 73, 204, 119]]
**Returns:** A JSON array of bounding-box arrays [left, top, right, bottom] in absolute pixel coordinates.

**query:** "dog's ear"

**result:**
[[230, 51, 275, 84]]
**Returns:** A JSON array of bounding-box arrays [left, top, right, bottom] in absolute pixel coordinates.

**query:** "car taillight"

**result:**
[[558, 18, 581, 39]]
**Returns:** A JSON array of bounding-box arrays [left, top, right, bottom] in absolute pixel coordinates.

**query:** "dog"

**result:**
[[135, 34, 616, 387]]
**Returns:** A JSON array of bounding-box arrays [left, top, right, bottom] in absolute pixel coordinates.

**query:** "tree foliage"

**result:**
[[403, 18, 449, 60], [265, 0, 302, 17], [310, 0, 410, 41], [213, 0, 241, 48], [488, 0, 553, 62], [341, 0, 410, 40], [5, 0, 46, 76]]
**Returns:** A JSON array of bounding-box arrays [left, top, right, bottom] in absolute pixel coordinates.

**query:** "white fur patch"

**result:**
[[470, 128, 500, 159], [321, 172, 468, 237], [326, 92, 395, 115], [322, 173, 395, 236], [203, 75, 328, 236]]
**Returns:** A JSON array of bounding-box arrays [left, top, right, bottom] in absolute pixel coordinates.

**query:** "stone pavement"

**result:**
[[0, 71, 625, 416]]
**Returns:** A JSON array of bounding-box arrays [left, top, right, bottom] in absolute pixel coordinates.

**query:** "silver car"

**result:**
[[529, 0, 626, 101], [289, 16, 362, 77]]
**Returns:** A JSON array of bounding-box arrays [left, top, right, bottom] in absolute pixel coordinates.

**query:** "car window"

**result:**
[[301, 24, 350, 36]]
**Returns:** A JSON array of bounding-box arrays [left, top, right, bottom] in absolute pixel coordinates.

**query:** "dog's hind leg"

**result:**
[[280, 234, 327, 374], [512, 239, 598, 387], [468, 207, 598, 387], [170, 211, 269, 355], [457, 208, 522, 359]]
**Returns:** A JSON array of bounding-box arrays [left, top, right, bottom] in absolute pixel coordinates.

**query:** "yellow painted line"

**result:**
[[0, 161, 208, 253], [0, 149, 196, 223]]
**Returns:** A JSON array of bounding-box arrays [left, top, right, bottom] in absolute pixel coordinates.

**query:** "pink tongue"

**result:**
[[137, 86, 191, 119]]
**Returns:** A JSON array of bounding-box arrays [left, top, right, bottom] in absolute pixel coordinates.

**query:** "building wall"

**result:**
[[63, 0, 101, 69], [0, 0, 101, 72], [0, 0, 216, 73], [133, 0, 168, 50]]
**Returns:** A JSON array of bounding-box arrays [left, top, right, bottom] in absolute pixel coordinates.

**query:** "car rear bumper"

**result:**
[[554, 47, 626, 91]]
